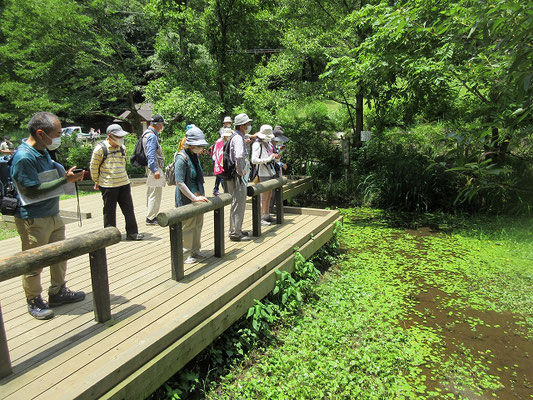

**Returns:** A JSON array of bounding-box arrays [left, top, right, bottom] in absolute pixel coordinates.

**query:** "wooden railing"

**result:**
[[157, 194, 233, 281], [246, 176, 288, 237], [0, 226, 122, 379], [156, 176, 313, 281]]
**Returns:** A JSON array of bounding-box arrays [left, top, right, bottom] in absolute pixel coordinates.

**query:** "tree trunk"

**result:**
[[127, 94, 142, 137], [355, 92, 363, 149]]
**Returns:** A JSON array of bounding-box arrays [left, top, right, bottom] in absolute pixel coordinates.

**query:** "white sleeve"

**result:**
[[251, 142, 273, 165]]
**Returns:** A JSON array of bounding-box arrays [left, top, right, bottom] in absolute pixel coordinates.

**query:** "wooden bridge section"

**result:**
[[0, 177, 340, 399]]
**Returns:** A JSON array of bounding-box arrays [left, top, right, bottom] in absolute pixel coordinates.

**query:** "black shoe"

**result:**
[[48, 285, 85, 307], [146, 218, 158, 226], [241, 230, 250, 236], [127, 233, 144, 241], [230, 234, 252, 242], [27, 296, 54, 320]]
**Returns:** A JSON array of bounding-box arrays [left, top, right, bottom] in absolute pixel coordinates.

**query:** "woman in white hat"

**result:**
[[174, 127, 210, 263], [251, 124, 280, 225]]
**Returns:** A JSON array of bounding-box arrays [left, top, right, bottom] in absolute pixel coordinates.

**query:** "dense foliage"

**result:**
[[0, 0, 531, 213]]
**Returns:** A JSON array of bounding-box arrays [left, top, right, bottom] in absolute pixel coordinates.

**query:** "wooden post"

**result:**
[[214, 208, 225, 257], [0, 303, 12, 379], [252, 194, 261, 237], [170, 222, 184, 281], [275, 187, 284, 224], [89, 248, 111, 323]]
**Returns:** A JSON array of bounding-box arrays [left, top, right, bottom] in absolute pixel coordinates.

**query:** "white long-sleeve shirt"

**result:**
[[251, 140, 274, 178]]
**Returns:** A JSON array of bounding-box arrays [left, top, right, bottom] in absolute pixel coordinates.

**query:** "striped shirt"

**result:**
[[89, 140, 130, 188]]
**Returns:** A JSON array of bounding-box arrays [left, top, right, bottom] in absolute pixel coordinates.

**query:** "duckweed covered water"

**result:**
[[209, 208, 533, 399]]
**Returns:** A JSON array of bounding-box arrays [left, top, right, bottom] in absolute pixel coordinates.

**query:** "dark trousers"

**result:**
[[214, 175, 225, 192], [100, 184, 138, 235]]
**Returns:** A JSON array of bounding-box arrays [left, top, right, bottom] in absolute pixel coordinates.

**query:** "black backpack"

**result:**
[[218, 134, 236, 180], [130, 131, 149, 167], [0, 155, 20, 216]]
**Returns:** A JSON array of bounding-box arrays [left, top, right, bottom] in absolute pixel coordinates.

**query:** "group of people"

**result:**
[[8, 110, 288, 320], [168, 113, 289, 263]]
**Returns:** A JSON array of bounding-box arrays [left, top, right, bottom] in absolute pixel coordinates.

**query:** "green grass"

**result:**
[[0, 222, 18, 240], [207, 208, 533, 399]]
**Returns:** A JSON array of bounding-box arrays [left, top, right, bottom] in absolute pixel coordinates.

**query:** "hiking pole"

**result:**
[[75, 181, 82, 227]]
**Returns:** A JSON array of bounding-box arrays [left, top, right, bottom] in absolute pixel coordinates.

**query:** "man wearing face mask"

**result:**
[[227, 113, 254, 242], [90, 124, 144, 241], [10, 111, 86, 320], [144, 114, 167, 226]]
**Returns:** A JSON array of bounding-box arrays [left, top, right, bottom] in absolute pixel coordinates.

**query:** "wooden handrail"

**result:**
[[246, 176, 288, 197], [0, 227, 121, 282], [156, 194, 232, 281], [246, 177, 288, 237], [0, 226, 121, 379], [156, 194, 232, 227]]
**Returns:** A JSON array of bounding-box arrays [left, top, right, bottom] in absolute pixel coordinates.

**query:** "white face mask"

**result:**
[[111, 137, 124, 146], [245, 125, 252, 135], [43, 133, 61, 151]]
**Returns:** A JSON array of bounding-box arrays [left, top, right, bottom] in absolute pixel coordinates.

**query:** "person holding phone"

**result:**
[[10, 112, 86, 320], [90, 124, 144, 241]]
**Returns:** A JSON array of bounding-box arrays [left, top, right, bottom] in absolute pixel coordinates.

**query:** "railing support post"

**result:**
[[214, 208, 225, 257], [170, 222, 184, 281], [252, 194, 261, 237], [89, 248, 111, 323], [0, 302, 12, 379], [275, 187, 284, 224]]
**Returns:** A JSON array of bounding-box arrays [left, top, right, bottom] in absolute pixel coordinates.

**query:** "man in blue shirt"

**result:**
[[11, 112, 86, 320], [143, 115, 166, 225]]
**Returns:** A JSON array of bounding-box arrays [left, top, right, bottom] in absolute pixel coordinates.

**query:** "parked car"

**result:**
[[62, 126, 102, 141], [62, 126, 84, 137]]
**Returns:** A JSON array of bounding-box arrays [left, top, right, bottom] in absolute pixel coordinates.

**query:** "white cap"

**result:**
[[223, 116, 232, 123], [106, 124, 129, 137]]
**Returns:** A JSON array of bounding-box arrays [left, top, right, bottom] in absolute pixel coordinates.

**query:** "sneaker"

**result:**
[[213, 190, 221, 196], [146, 218, 158, 226], [184, 256, 197, 264], [126, 233, 144, 241], [230, 234, 252, 242], [241, 230, 250, 236], [48, 285, 85, 307], [192, 251, 207, 259], [27, 296, 54, 320], [261, 219, 271, 226], [266, 215, 277, 223]]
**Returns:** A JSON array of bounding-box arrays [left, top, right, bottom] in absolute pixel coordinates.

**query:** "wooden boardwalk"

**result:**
[[0, 177, 340, 399]]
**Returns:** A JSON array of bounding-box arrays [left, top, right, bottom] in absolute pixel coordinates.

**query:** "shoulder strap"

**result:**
[[98, 141, 108, 161], [178, 150, 189, 165]]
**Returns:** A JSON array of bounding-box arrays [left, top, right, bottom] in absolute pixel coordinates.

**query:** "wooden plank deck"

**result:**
[[0, 176, 340, 399]]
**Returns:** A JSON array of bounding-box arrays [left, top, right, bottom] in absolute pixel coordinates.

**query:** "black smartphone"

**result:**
[[73, 168, 84, 173]]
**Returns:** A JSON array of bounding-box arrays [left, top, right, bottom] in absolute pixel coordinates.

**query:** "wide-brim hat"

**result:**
[[221, 128, 234, 137], [106, 124, 129, 137], [223, 116, 232, 123], [273, 128, 289, 143], [259, 124, 273, 137], [234, 113, 252, 126], [185, 127, 209, 146]]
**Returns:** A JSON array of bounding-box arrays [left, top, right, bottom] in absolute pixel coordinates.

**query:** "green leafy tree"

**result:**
[[0, 0, 155, 132]]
